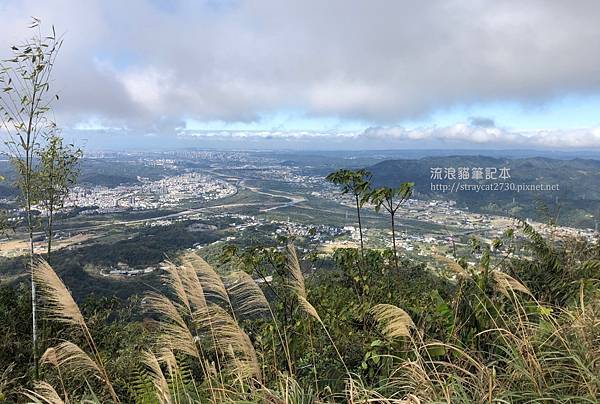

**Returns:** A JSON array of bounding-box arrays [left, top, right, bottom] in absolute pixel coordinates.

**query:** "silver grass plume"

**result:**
[[181, 252, 231, 307], [22, 381, 65, 404], [491, 270, 533, 298], [141, 351, 173, 404], [162, 261, 191, 313], [145, 292, 200, 359], [196, 304, 261, 381], [40, 342, 103, 379], [179, 259, 208, 313], [226, 271, 270, 318], [370, 304, 414, 339], [32, 259, 85, 328], [286, 243, 306, 299]]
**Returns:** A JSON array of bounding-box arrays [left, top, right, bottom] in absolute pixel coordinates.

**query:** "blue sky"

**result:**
[[188, 95, 600, 133], [417, 96, 600, 132]]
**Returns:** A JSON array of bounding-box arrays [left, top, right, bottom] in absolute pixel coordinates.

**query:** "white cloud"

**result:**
[[2, 0, 600, 148], [119, 67, 173, 111], [177, 124, 600, 149], [363, 124, 600, 148]]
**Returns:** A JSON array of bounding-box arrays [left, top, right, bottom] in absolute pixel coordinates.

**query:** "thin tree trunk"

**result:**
[[354, 194, 366, 301], [25, 148, 38, 378], [27, 193, 38, 378], [47, 206, 53, 261], [26, 75, 39, 378], [355, 194, 364, 257], [391, 212, 398, 270]]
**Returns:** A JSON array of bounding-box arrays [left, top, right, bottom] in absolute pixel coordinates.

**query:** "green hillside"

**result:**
[[369, 156, 600, 228]]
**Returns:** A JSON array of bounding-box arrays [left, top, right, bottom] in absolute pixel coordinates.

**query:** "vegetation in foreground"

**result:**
[[0, 219, 598, 403], [0, 20, 598, 404]]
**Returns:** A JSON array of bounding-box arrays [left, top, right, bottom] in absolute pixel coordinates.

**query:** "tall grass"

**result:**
[[31, 258, 119, 403], [25, 241, 599, 403]]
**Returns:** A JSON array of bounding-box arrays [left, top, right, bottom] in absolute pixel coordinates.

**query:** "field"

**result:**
[[0, 151, 596, 298]]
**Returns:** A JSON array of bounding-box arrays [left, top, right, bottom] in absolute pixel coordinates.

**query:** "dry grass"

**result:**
[[32, 259, 85, 328], [297, 295, 322, 323], [181, 252, 231, 307], [162, 260, 191, 313], [144, 252, 268, 399], [145, 292, 200, 359], [22, 381, 66, 404], [285, 243, 351, 382], [491, 269, 532, 298], [141, 351, 172, 404], [33, 259, 120, 403], [179, 259, 208, 312], [227, 271, 270, 318], [40, 342, 103, 380], [25, 245, 598, 403], [197, 304, 261, 381], [370, 304, 414, 339], [286, 243, 306, 299]]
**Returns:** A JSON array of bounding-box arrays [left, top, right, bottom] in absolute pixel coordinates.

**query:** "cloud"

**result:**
[[469, 117, 496, 128], [362, 124, 600, 148], [2, 0, 600, 145], [176, 124, 600, 149]]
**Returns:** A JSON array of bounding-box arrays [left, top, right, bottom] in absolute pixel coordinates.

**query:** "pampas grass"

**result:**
[[145, 292, 200, 360], [22, 381, 66, 404], [40, 342, 103, 381], [145, 254, 269, 400], [297, 295, 322, 323], [141, 351, 172, 404], [162, 261, 191, 313], [32, 259, 85, 329], [226, 271, 270, 318], [226, 269, 293, 375], [33, 259, 120, 403], [491, 270, 532, 298], [370, 304, 414, 339], [285, 243, 351, 380], [25, 236, 598, 403], [181, 252, 231, 308], [156, 347, 180, 380], [196, 304, 261, 381], [179, 259, 208, 313], [286, 243, 306, 299]]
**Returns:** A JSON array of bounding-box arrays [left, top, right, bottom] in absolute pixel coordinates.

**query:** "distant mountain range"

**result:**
[[368, 156, 600, 229]]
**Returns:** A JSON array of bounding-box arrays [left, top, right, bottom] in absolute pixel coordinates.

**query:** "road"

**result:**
[[1, 171, 310, 256]]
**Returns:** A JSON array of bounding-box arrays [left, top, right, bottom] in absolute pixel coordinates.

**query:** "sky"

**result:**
[[1, 0, 600, 150]]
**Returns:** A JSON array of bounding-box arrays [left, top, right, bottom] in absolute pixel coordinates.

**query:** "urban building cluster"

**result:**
[[62, 173, 236, 214]]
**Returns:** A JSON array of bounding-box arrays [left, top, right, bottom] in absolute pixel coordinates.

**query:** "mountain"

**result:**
[[368, 156, 600, 229]]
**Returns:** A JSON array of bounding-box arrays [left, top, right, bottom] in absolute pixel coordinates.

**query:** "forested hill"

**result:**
[[368, 156, 600, 229]]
